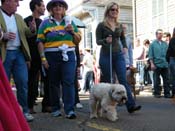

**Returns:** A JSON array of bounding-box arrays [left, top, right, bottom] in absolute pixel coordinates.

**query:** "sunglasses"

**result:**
[[110, 8, 118, 12]]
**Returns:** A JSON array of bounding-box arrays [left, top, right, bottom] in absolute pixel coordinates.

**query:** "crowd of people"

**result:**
[[0, 0, 175, 130], [134, 29, 175, 99], [0, 0, 83, 123]]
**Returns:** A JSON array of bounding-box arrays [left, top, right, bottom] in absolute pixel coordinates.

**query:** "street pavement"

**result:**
[[29, 86, 175, 131]]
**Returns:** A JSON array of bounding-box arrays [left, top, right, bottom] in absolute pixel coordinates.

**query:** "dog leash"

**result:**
[[109, 35, 113, 83]]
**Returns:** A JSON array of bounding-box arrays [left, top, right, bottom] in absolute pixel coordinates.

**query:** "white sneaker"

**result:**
[[51, 110, 62, 117], [24, 113, 34, 122], [76, 103, 83, 109]]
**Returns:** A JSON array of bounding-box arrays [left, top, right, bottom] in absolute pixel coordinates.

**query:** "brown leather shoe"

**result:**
[[42, 106, 52, 113]]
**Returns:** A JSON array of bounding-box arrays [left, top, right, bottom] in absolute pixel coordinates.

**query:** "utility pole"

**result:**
[[132, 0, 137, 48]]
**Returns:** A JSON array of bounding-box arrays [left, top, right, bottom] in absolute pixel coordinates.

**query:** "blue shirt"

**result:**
[[119, 35, 133, 66]]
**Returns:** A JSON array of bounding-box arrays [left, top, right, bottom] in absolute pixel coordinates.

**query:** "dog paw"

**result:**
[[116, 116, 119, 120], [90, 114, 97, 119], [108, 117, 118, 122]]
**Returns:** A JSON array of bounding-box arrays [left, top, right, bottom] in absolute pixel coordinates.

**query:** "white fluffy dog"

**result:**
[[89, 83, 127, 121]]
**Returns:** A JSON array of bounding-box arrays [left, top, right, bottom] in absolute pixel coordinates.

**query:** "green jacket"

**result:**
[[0, 11, 33, 62], [148, 39, 168, 68]]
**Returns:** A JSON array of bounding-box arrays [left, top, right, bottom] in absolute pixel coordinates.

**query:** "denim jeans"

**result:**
[[3, 50, 29, 113], [46, 51, 76, 115], [169, 57, 175, 94], [99, 50, 135, 109], [153, 67, 170, 96], [83, 71, 94, 92]]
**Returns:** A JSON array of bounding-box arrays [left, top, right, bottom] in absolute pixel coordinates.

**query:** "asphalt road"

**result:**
[[29, 87, 175, 131]]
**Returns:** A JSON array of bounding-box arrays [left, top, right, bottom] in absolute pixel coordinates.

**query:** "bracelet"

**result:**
[[41, 57, 46, 61], [40, 52, 45, 58], [0, 31, 3, 40]]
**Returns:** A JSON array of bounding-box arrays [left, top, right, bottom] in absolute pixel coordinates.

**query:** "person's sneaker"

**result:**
[[24, 113, 34, 122], [51, 110, 62, 117], [127, 105, 142, 113], [76, 103, 83, 109], [66, 111, 76, 119]]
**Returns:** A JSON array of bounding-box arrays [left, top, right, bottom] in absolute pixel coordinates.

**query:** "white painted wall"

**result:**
[[134, 0, 175, 42]]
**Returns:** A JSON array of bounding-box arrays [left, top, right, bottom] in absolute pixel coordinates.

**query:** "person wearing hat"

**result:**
[[37, 0, 81, 119], [81, 47, 95, 93]]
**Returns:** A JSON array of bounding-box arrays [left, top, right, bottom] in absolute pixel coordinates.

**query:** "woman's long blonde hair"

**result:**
[[103, 2, 119, 28]]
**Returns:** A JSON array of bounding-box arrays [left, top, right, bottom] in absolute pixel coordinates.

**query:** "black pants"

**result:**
[[28, 60, 41, 109], [74, 68, 80, 104], [41, 68, 51, 109], [144, 67, 152, 85], [153, 67, 170, 96], [28, 60, 51, 109], [83, 71, 94, 92]]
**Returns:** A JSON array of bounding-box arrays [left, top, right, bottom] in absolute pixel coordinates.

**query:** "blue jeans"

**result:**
[[46, 51, 76, 115], [3, 50, 29, 113], [169, 57, 175, 94], [99, 50, 135, 109]]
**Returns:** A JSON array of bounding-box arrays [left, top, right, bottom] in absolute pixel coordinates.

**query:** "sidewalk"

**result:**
[[30, 86, 175, 131]]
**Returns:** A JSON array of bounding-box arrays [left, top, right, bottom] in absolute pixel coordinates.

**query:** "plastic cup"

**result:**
[[64, 16, 72, 27]]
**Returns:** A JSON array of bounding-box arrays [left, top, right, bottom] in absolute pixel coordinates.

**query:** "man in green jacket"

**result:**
[[148, 29, 171, 98], [0, 0, 36, 122]]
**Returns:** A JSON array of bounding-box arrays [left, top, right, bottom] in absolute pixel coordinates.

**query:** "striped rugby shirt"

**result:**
[[37, 17, 80, 48]]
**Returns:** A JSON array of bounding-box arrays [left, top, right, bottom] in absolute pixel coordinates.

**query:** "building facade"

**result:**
[[133, 0, 175, 44], [68, 0, 133, 52]]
